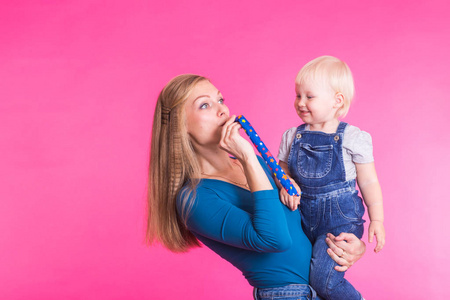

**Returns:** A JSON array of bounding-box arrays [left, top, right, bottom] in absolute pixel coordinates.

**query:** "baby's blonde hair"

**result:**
[[296, 56, 355, 118]]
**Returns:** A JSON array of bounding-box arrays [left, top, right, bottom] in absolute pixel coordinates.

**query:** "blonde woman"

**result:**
[[147, 74, 366, 300]]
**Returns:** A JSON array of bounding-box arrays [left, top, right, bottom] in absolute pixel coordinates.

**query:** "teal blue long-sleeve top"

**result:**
[[176, 156, 312, 288]]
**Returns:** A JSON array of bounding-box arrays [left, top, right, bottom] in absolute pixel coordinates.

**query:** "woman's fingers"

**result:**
[[325, 232, 366, 272], [223, 123, 240, 143], [220, 116, 235, 145], [332, 232, 359, 246], [325, 235, 346, 258], [326, 232, 366, 265], [221, 116, 238, 140], [225, 115, 236, 126], [326, 247, 349, 272], [219, 116, 254, 160], [329, 234, 357, 255], [333, 264, 349, 272]]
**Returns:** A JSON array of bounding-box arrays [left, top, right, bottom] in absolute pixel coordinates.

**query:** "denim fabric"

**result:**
[[287, 122, 365, 300], [253, 284, 323, 300]]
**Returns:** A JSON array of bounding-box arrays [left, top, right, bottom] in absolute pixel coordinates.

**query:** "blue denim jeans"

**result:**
[[253, 284, 323, 300], [300, 184, 365, 300]]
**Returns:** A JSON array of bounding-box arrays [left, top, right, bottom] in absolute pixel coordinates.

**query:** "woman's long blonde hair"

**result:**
[[147, 74, 208, 252]]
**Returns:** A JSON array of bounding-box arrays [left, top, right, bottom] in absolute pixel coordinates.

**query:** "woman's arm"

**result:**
[[178, 116, 292, 253], [179, 181, 292, 253]]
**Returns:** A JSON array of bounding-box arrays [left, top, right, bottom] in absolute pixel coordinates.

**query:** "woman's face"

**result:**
[[185, 80, 230, 147]]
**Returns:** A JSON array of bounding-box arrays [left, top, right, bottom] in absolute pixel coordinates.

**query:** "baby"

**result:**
[[278, 56, 385, 300]]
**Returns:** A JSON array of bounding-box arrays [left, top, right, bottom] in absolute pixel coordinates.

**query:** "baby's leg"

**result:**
[[309, 231, 363, 300]]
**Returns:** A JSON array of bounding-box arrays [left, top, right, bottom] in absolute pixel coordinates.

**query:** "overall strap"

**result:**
[[336, 122, 348, 134], [297, 123, 307, 132]]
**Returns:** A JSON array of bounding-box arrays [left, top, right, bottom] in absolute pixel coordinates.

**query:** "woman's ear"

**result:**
[[334, 92, 345, 109]]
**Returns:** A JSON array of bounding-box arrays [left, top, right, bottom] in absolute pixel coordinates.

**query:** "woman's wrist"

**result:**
[[241, 156, 265, 180], [241, 155, 273, 192], [239, 153, 259, 169]]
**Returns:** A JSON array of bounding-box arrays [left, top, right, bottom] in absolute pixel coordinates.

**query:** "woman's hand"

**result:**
[[325, 232, 366, 272], [219, 115, 272, 192], [219, 115, 254, 161]]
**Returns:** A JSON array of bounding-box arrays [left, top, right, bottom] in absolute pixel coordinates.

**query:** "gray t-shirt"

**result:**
[[278, 124, 374, 181]]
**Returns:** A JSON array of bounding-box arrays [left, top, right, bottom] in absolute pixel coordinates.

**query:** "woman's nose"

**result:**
[[218, 104, 229, 117]]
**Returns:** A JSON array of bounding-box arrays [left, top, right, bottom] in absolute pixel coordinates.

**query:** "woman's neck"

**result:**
[[195, 147, 234, 174]]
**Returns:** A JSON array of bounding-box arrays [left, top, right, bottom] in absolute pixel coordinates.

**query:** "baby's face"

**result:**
[[294, 79, 339, 125]]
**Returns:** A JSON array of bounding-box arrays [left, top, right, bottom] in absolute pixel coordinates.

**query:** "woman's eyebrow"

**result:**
[[193, 91, 221, 103], [193, 95, 210, 103]]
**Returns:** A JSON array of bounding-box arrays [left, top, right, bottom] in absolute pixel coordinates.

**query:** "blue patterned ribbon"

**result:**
[[236, 115, 300, 196]]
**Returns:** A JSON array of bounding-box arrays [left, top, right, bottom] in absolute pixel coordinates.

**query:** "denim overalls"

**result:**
[[288, 122, 365, 300]]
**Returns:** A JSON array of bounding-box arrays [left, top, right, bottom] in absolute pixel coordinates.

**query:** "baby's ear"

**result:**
[[334, 92, 345, 108]]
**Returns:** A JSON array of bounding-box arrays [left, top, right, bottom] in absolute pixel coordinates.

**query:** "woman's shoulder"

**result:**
[[178, 180, 220, 200], [176, 180, 223, 218]]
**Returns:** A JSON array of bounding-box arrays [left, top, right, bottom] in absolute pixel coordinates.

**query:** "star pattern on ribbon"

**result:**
[[236, 115, 300, 196]]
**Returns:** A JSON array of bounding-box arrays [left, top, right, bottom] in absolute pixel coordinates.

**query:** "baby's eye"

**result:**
[[296, 95, 301, 98], [307, 95, 314, 99], [200, 103, 209, 109]]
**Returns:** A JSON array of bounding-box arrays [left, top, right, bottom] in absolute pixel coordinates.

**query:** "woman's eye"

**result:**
[[200, 103, 209, 109], [218, 98, 224, 104]]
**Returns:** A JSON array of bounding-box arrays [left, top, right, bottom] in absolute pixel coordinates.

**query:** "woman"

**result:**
[[147, 74, 365, 299]]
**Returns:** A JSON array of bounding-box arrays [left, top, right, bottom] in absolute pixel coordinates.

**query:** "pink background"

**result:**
[[1, 1, 449, 299]]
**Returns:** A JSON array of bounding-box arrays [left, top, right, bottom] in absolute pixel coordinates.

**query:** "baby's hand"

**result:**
[[279, 182, 301, 211], [368, 220, 385, 253]]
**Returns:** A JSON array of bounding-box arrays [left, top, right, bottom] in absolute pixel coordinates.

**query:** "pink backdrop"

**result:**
[[1, 1, 449, 299]]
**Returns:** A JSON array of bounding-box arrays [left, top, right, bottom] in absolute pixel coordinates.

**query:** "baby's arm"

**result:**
[[278, 161, 301, 211], [355, 162, 385, 253]]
